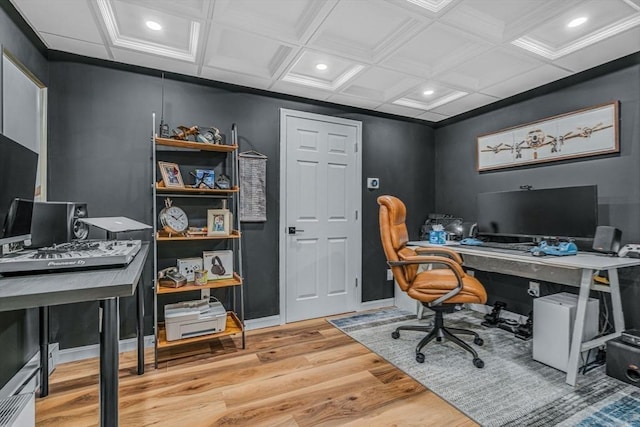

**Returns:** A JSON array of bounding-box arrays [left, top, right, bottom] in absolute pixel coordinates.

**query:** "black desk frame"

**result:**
[[0, 243, 149, 426]]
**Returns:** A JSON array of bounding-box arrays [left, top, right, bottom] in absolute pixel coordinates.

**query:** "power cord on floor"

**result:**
[[580, 347, 607, 375]]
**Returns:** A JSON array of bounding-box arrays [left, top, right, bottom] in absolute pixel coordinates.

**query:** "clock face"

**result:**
[[161, 206, 188, 233]]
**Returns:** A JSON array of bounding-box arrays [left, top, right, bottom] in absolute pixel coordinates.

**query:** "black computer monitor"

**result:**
[[0, 133, 38, 247], [476, 185, 598, 241]]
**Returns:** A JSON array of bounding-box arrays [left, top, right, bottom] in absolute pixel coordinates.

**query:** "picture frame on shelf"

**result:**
[[158, 161, 184, 188], [207, 209, 231, 236], [193, 169, 215, 189]]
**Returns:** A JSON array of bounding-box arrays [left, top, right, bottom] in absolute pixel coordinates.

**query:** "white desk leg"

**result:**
[[566, 268, 593, 386], [608, 268, 625, 333]]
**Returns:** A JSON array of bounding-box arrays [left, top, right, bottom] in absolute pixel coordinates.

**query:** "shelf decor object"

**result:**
[[476, 101, 619, 171], [158, 161, 184, 188]]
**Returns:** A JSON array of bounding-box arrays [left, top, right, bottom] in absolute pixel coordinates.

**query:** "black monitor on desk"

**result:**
[[477, 185, 598, 244], [0, 133, 38, 249]]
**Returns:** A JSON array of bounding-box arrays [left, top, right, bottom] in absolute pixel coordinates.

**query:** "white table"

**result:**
[[408, 241, 640, 386]]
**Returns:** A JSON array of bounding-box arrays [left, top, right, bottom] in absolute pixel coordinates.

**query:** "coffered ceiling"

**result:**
[[9, 0, 640, 122]]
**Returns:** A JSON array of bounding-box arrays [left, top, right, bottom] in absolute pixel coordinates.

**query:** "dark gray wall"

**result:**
[[47, 61, 435, 348], [434, 63, 640, 325], [0, 4, 48, 390]]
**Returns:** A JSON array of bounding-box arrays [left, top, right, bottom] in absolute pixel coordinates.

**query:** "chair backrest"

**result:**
[[377, 195, 418, 292]]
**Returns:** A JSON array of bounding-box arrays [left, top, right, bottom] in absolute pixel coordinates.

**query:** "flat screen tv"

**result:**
[[476, 185, 598, 241], [0, 133, 38, 246]]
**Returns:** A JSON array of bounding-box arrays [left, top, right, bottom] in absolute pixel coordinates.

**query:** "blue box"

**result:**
[[429, 230, 446, 245]]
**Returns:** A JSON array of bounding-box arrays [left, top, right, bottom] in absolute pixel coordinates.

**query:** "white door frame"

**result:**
[[279, 108, 362, 324]]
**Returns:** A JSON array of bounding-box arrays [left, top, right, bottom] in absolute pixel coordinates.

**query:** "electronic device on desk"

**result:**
[[420, 214, 463, 241], [618, 244, 640, 258], [530, 240, 577, 256], [0, 134, 38, 256], [460, 238, 483, 246], [0, 240, 142, 275], [476, 185, 597, 248], [164, 299, 227, 341], [592, 226, 622, 255], [30, 201, 89, 248]]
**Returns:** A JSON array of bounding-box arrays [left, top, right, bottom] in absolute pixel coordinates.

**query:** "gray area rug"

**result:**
[[329, 308, 640, 426]]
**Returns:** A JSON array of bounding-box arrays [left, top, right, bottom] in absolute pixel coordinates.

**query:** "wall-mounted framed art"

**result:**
[[476, 101, 619, 172]]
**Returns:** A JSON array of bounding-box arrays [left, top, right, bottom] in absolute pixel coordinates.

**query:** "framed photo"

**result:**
[[158, 161, 184, 188], [207, 209, 230, 236], [194, 169, 215, 189], [476, 101, 619, 171]]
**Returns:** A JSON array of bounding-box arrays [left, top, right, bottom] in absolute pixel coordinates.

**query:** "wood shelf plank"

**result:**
[[157, 272, 242, 294], [155, 182, 239, 195], [157, 311, 243, 349], [156, 230, 241, 241], [155, 136, 237, 152]]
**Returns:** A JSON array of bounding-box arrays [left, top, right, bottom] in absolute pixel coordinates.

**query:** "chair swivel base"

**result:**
[[391, 305, 485, 368]]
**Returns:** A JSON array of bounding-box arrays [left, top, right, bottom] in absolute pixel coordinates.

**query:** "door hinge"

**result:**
[[355, 278, 358, 288], [354, 142, 358, 153], [355, 210, 358, 220]]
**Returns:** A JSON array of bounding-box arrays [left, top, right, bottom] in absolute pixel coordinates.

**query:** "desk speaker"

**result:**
[[606, 337, 640, 387], [30, 201, 89, 247], [592, 226, 621, 254]]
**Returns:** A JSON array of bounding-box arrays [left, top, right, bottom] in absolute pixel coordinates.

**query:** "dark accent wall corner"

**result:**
[[434, 62, 640, 327]]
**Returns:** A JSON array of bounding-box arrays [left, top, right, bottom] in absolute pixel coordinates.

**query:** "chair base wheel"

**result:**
[[473, 358, 484, 368], [416, 353, 425, 363], [474, 337, 484, 346], [391, 331, 400, 339]]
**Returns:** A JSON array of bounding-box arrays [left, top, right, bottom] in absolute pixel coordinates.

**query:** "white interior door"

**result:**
[[280, 110, 361, 323]]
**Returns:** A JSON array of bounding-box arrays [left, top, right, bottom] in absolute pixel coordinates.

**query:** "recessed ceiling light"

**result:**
[[423, 90, 435, 96], [315, 63, 328, 71], [567, 17, 587, 28], [146, 20, 162, 31]]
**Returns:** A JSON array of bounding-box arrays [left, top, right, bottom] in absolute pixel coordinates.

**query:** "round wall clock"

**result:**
[[158, 198, 188, 235]]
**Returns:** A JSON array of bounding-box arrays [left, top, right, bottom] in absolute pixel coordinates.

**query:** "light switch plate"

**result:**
[[367, 177, 380, 189]]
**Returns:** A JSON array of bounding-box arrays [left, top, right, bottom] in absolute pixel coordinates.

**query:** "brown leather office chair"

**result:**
[[378, 195, 488, 368]]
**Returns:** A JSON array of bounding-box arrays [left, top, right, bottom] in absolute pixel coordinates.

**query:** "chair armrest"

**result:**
[[390, 255, 465, 307], [414, 246, 463, 264]]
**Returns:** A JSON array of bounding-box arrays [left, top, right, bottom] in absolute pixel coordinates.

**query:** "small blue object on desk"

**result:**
[[530, 240, 578, 256], [460, 237, 484, 246], [429, 230, 447, 245]]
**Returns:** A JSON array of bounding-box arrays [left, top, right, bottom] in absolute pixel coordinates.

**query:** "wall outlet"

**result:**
[[528, 281, 540, 297], [386, 269, 393, 281]]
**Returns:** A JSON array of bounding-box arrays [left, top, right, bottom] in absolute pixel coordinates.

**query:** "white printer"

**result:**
[[164, 299, 227, 341]]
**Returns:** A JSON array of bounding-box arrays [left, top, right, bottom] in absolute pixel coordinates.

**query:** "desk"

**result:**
[[0, 243, 149, 426], [408, 241, 640, 386]]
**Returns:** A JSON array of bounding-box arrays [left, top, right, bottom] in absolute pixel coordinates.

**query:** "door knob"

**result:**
[[288, 227, 305, 234]]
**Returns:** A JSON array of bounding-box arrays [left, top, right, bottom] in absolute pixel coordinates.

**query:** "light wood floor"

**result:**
[[36, 316, 477, 426]]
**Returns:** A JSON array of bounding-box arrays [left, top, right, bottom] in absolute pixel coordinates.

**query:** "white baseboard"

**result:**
[[244, 315, 281, 330], [360, 298, 395, 310], [57, 335, 155, 364]]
